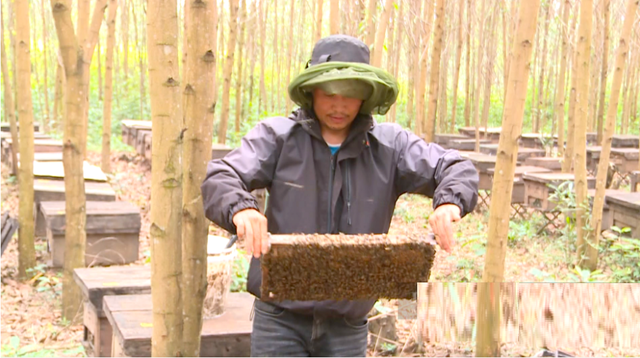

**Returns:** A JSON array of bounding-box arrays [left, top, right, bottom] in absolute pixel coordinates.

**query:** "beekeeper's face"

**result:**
[[312, 88, 362, 134]]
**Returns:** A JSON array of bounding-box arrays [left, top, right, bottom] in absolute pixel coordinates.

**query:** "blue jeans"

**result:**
[[250, 298, 369, 357]]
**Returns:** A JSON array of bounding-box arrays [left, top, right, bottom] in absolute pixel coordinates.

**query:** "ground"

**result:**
[[1, 148, 639, 357]]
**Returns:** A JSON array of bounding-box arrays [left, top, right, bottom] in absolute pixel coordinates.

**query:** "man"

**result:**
[[201, 34, 479, 357]]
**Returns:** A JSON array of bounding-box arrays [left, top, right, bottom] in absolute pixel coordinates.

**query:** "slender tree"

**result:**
[[573, 0, 593, 264], [102, 0, 118, 174], [415, 0, 433, 137], [234, 0, 246, 133], [371, 0, 394, 68], [425, 0, 445, 142], [314, 0, 323, 42], [562, 9, 579, 173], [41, 0, 50, 132], [330, 0, 339, 34], [1, 6, 19, 180], [15, 0, 36, 280], [217, 0, 239, 144], [588, 0, 638, 271], [463, 0, 472, 127], [480, 2, 498, 139], [480, 0, 540, 283], [555, 0, 570, 158], [450, 0, 465, 132], [147, 0, 184, 354], [365, 0, 377, 46], [50, 0, 107, 321], [182, 0, 217, 355], [533, 1, 550, 133]]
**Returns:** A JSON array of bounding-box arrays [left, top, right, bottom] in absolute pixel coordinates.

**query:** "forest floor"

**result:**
[[1, 148, 639, 357]]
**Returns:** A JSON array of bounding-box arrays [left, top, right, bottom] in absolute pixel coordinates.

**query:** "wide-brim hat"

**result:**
[[288, 35, 398, 115]]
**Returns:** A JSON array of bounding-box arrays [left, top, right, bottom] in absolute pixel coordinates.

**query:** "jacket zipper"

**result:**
[[346, 162, 352, 226], [327, 155, 335, 233]]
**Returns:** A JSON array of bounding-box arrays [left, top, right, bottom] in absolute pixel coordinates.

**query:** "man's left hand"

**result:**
[[428, 204, 461, 253]]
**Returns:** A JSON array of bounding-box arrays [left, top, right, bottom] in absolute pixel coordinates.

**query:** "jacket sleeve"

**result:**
[[394, 129, 479, 218], [201, 118, 285, 234]]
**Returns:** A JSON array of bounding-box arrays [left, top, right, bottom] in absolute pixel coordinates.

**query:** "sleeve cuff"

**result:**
[[227, 198, 260, 233]]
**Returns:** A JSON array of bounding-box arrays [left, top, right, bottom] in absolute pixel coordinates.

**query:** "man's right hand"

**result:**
[[232, 208, 269, 258]]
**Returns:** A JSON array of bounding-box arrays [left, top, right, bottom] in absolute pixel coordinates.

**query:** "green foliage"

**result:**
[[1, 337, 86, 357], [230, 250, 249, 292], [603, 226, 640, 282]]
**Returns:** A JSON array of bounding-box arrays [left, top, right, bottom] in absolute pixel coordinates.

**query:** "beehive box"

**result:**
[[458, 127, 501, 142], [33, 161, 108, 182], [522, 173, 596, 211], [434, 134, 469, 147], [586, 189, 628, 232], [12, 152, 64, 175], [34, 179, 117, 237], [468, 154, 497, 191], [586, 146, 602, 173], [41, 201, 141, 267], [135, 129, 151, 157], [211, 143, 233, 159], [586, 132, 598, 146], [0, 122, 39, 132], [524, 157, 563, 172], [260, 234, 436, 301], [143, 133, 152, 160], [611, 134, 639, 148], [73, 265, 151, 357], [605, 191, 640, 238], [631, 171, 640, 192], [610, 148, 639, 174], [479, 144, 546, 162], [447, 139, 491, 151], [124, 121, 152, 147], [487, 166, 551, 203], [519, 134, 557, 149]]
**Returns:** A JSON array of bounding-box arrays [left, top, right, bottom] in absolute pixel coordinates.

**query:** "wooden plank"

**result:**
[[603, 191, 640, 211], [4, 138, 63, 153], [487, 165, 551, 178], [447, 139, 492, 151], [611, 134, 639, 148], [135, 130, 151, 156], [73, 266, 151, 317], [479, 145, 546, 161], [631, 171, 640, 192], [105, 292, 253, 357], [34, 179, 116, 203], [524, 157, 563, 171], [143, 134, 151, 160], [0, 122, 40, 132], [434, 134, 469, 146], [40, 200, 140, 235], [33, 161, 108, 182], [211, 143, 233, 160]]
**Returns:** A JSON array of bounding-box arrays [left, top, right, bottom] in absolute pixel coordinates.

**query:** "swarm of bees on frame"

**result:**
[[260, 233, 436, 301]]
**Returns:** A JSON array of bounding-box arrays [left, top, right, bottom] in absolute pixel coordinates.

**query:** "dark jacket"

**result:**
[[201, 108, 479, 319]]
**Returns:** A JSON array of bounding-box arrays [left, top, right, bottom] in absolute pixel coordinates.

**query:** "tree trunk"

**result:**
[[217, 0, 239, 144], [534, 2, 550, 133], [573, 0, 593, 266], [475, 282, 502, 357], [588, 0, 638, 271], [620, 64, 631, 134], [473, 0, 487, 151], [259, 0, 266, 114], [562, 11, 579, 173], [450, 0, 465, 133], [314, 0, 323, 42], [234, 0, 246, 132], [424, 0, 444, 142], [480, 0, 540, 285], [50, 0, 107, 322], [330, 0, 339, 34], [285, 0, 296, 114], [365, 0, 376, 46], [182, 0, 217, 355], [15, 0, 36, 280], [463, 0, 471, 127], [388, 0, 402, 123], [53, 51, 65, 131], [271, 0, 278, 113], [406, 0, 420, 130], [416, 0, 433, 138], [480, 3, 498, 140], [42, 0, 50, 133], [122, 0, 128, 78], [102, 0, 117, 175], [146, 0, 184, 354], [97, 40, 103, 101], [371, 0, 394, 68], [1, 7, 19, 180], [130, 0, 145, 118], [555, 0, 570, 158]]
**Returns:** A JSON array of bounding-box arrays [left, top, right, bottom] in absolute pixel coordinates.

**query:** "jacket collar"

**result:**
[[291, 108, 374, 151]]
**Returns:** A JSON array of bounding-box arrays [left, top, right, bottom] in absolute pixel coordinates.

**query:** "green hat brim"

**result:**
[[288, 62, 399, 115]]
